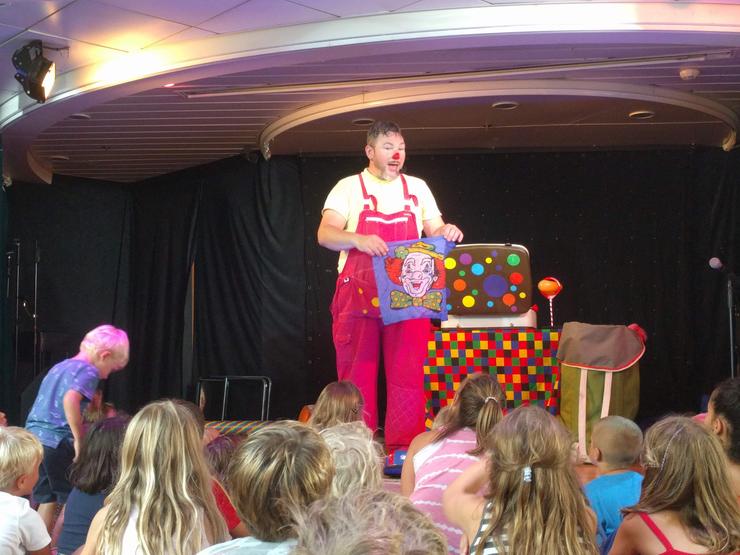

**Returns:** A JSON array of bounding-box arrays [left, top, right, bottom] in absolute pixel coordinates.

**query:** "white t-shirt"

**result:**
[[197, 537, 297, 554], [0, 491, 51, 555], [323, 169, 442, 272]]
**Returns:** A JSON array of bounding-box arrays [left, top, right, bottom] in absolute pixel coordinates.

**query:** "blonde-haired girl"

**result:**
[[610, 416, 740, 555], [401, 372, 505, 553], [308, 380, 364, 431], [80, 400, 227, 555], [443, 405, 598, 555]]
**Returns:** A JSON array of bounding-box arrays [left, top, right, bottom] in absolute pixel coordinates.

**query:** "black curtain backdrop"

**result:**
[[2, 148, 738, 423]]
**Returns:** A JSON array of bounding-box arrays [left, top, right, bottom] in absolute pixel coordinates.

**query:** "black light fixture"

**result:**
[[12, 40, 55, 103]]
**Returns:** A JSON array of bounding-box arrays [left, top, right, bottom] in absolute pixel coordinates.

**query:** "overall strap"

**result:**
[[358, 173, 377, 211], [400, 174, 418, 210], [638, 513, 674, 551]]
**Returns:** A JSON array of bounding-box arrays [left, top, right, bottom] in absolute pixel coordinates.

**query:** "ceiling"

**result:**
[[2, 0, 740, 184]]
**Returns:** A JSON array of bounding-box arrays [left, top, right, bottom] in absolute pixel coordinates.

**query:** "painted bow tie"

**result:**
[[390, 290, 442, 311]]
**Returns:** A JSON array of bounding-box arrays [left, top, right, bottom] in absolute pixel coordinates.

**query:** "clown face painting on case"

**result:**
[[372, 237, 455, 325]]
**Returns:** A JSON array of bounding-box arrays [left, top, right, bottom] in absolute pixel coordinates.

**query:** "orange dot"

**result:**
[[362, 309, 368, 314], [453, 279, 467, 292], [371, 297, 380, 307], [358, 288, 364, 295], [502, 293, 516, 306]]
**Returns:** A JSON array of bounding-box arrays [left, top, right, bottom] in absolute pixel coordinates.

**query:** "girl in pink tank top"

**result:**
[[610, 416, 740, 555], [400, 373, 505, 554]]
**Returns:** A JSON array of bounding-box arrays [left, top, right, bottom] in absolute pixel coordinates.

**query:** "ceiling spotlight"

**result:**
[[628, 110, 655, 120], [351, 117, 374, 127], [491, 101, 519, 110], [679, 67, 700, 81], [12, 40, 55, 103]]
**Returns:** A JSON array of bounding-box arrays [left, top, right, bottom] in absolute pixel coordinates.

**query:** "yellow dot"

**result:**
[[519, 292, 527, 299], [358, 288, 364, 295], [371, 297, 380, 308], [462, 295, 475, 308], [444, 257, 457, 270], [485, 257, 492, 264]]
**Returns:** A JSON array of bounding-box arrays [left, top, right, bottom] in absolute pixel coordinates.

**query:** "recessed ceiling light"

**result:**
[[491, 101, 519, 110], [50, 155, 69, 161], [628, 110, 655, 120], [69, 113, 91, 120], [163, 83, 176, 88], [351, 117, 374, 126]]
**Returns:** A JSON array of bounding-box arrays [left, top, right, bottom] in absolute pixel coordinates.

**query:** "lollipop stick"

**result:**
[[549, 298, 555, 328]]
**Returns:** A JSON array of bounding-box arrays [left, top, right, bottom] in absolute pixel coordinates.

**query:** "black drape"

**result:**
[[3, 148, 738, 422]]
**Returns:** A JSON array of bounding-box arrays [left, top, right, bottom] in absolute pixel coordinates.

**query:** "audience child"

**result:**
[[431, 404, 452, 431], [610, 416, 740, 555], [443, 405, 599, 555], [56, 416, 129, 555], [199, 420, 334, 554], [80, 400, 228, 555], [0, 411, 7, 426], [308, 380, 364, 431], [172, 399, 247, 539], [25, 324, 129, 531], [205, 435, 239, 487], [82, 386, 117, 425], [583, 416, 643, 551], [293, 489, 448, 555], [706, 377, 740, 502], [319, 420, 384, 496], [0, 426, 51, 555], [401, 373, 504, 553]]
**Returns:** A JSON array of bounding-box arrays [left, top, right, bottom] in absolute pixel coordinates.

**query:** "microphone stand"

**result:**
[[727, 273, 738, 379]]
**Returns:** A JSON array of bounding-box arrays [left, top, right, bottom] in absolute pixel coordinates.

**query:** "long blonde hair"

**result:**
[[308, 381, 364, 431], [476, 405, 598, 555], [98, 400, 227, 555], [625, 416, 740, 554], [435, 372, 504, 456]]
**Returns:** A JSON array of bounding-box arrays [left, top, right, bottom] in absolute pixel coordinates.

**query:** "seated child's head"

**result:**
[[309, 381, 364, 431], [293, 489, 448, 555], [319, 421, 383, 496], [69, 415, 129, 495], [228, 420, 333, 542], [80, 324, 129, 378], [590, 416, 643, 471], [0, 426, 43, 496], [708, 377, 740, 463], [205, 434, 238, 485]]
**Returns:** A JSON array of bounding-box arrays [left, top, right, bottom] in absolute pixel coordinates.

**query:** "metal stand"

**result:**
[[727, 274, 738, 379], [196, 375, 272, 421]]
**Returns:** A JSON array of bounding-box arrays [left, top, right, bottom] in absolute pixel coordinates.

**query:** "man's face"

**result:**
[[366, 132, 405, 180], [401, 252, 436, 298]]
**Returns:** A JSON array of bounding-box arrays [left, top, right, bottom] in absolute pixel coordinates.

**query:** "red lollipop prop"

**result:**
[[537, 277, 563, 328]]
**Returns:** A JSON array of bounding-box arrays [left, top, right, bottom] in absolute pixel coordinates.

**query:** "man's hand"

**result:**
[[354, 234, 389, 256], [434, 223, 464, 242]]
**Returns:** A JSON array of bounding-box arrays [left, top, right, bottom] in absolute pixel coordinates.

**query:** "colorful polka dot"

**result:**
[[462, 295, 475, 308], [472, 289, 479, 296], [471, 263, 484, 276], [507, 253, 521, 267], [502, 293, 516, 306], [510, 285, 518, 292], [519, 292, 526, 299], [371, 297, 379, 308], [458, 270, 466, 277], [358, 288, 364, 295], [362, 309, 368, 314], [491, 250, 498, 257], [487, 301, 494, 308], [446, 304, 452, 311], [444, 257, 456, 270], [495, 265, 502, 271], [509, 272, 523, 285], [511, 306, 519, 312], [485, 257, 492, 264], [453, 279, 467, 292], [483, 275, 508, 297], [459, 253, 473, 265]]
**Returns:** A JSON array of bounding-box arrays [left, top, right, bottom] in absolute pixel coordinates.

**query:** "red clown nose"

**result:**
[[392, 152, 400, 160]]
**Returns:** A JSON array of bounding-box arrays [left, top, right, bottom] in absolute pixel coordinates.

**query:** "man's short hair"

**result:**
[[0, 427, 43, 490], [592, 416, 643, 469], [227, 421, 333, 542], [367, 121, 402, 145], [293, 489, 448, 555]]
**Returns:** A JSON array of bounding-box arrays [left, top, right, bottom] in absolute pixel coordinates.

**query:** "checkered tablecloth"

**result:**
[[424, 328, 560, 427]]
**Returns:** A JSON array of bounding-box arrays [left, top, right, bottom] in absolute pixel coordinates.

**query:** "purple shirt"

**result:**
[[26, 358, 99, 447]]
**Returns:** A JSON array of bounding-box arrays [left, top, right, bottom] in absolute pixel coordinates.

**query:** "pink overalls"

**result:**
[[330, 173, 431, 451]]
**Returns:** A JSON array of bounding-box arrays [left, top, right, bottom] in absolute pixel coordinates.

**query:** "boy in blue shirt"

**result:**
[[584, 415, 643, 552], [25, 324, 129, 531]]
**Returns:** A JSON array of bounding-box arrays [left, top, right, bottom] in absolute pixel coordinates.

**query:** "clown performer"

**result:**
[[318, 121, 463, 452]]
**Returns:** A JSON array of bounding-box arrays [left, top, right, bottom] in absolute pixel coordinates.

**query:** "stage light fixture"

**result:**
[[12, 40, 55, 103]]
